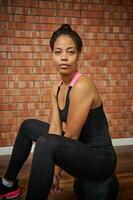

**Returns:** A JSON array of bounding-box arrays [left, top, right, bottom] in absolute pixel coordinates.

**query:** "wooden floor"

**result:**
[[0, 145, 133, 200]]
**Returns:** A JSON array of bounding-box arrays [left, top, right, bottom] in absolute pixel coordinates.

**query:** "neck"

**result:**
[[60, 71, 77, 85]]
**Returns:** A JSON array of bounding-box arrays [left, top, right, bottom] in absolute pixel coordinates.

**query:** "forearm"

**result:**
[[49, 87, 62, 135], [63, 124, 80, 140], [48, 123, 62, 135], [54, 165, 62, 176]]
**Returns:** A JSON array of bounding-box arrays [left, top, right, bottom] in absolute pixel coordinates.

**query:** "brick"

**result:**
[[0, 52, 7, 59], [14, 15, 40, 23], [8, 96, 34, 103], [8, 52, 32, 59], [15, 60, 40, 67], [12, 0, 38, 7], [0, 45, 14, 52], [16, 67, 33, 74], [39, 1, 56, 9], [0, 37, 7, 44], [0, 59, 15, 67], [33, 24, 57, 31], [13, 22, 33, 30], [32, 52, 51, 59], [0, 14, 8, 21], [58, 10, 80, 17], [32, 38, 49, 45], [0, 81, 8, 88], [31, 8, 56, 16], [16, 110, 34, 117], [0, 102, 17, 110], [8, 37, 33, 45], [81, 10, 104, 18], [14, 45, 32, 52], [0, 29, 14, 37], [14, 7, 31, 15], [39, 16, 64, 24], [15, 30, 40, 38]]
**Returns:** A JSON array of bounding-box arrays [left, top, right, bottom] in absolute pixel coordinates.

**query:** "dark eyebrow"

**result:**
[[67, 47, 76, 50], [54, 47, 76, 50], [53, 48, 62, 50]]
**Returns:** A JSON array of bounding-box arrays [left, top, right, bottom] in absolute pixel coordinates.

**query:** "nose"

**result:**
[[61, 52, 67, 61]]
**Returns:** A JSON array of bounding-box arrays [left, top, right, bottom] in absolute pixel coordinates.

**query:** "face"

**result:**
[[52, 35, 80, 75]]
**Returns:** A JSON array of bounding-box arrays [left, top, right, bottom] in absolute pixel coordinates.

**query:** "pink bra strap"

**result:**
[[69, 71, 81, 87], [58, 81, 62, 86], [58, 71, 81, 87]]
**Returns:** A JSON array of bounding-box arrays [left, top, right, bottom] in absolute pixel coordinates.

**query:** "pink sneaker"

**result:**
[[0, 177, 21, 199]]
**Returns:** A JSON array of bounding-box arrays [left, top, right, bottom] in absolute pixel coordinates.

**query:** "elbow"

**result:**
[[64, 132, 79, 140], [48, 123, 62, 135], [64, 125, 80, 140]]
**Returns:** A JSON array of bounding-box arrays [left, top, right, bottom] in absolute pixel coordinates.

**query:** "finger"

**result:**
[[51, 187, 58, 195]]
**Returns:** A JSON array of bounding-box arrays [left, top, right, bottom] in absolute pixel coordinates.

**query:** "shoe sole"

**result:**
[[0, 188, 21, 199]]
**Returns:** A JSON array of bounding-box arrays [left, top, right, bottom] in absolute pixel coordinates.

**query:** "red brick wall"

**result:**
[[0, 0, 133, 146]]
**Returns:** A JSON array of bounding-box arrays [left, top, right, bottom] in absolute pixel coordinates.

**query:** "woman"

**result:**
[[0, 24, 119, 200]]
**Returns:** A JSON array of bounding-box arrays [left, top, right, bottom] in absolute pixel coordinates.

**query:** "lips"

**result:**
[[59, 64, 70, 69]]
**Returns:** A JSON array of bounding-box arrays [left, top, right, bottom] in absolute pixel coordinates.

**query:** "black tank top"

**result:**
[[56, 76, 113, 147]]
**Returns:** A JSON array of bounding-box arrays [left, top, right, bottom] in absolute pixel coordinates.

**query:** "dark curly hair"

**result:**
[[50, 24, 83, 53]]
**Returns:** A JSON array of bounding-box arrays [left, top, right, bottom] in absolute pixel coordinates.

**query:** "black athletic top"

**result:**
[[56, 73, 117, 181], [56, 73, 113, 148]]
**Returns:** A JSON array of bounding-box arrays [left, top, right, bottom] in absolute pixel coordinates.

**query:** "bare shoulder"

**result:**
[[72, 74, 98, 94], [70, 74, 101, 108]]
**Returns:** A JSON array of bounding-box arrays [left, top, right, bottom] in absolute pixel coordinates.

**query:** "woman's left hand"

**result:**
[[51, 174, 62, 195]]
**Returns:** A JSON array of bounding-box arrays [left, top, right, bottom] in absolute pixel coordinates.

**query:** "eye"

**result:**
[[54, 51, 61, 55], [68, 50, 75, 55]]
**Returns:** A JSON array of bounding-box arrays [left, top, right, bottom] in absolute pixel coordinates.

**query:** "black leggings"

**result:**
[[4, 119, 119, 200]]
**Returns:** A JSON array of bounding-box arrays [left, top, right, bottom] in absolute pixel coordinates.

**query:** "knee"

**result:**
[[37, 134, 58, 145], [19, 119, 34, 137], [20, 119, 33, 128], [36, 134, 59, 152]]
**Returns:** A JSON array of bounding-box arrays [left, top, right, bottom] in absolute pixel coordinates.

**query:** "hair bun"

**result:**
[[59, 24, 72, 32], [50, 23, 83, 52]]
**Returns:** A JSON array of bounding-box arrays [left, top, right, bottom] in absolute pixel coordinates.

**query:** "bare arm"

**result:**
[[48, 84, 62, 135], [48, 84, 63, 192], [64, 77, 101, 139]]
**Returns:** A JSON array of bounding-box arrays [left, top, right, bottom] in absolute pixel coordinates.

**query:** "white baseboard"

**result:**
[[0, 138, 133, 156], [0, 145, 35, 156], [112, 138, 133, 146]]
